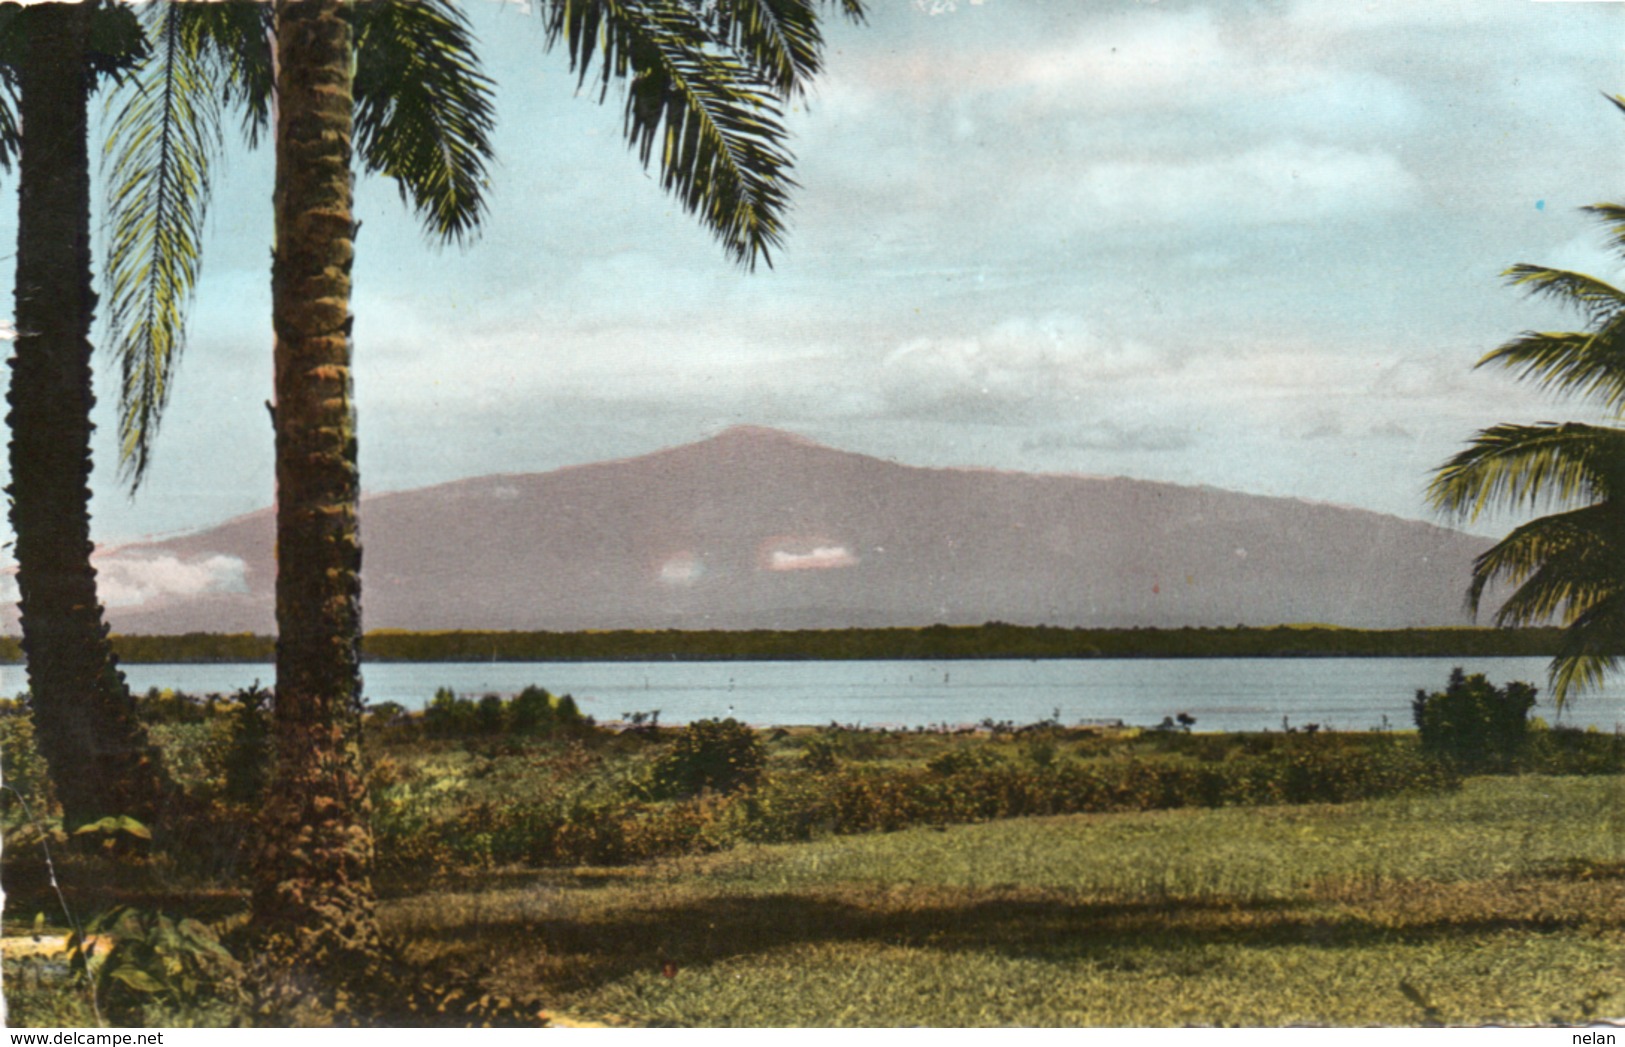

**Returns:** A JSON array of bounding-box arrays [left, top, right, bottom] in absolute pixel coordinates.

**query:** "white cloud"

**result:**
[[92, 554, 249, 608], [1074, 142, 1418, 228], [760, 541, 859, 572], [658, 554, 704, 586]]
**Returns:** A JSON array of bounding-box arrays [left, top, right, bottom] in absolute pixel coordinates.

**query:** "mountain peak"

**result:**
[[705, 425, 824, 449]]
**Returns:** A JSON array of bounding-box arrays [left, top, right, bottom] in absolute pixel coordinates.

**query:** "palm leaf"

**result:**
[[1467, 503, 1623, 621], [1584, 202, 1625, 256], [102, 1, 225, 488], [177, 1, 273, 148], [0, 76, 18, 174], [544, 0, 795, 268], [704, 0, 825, 96], [1504, 264, 1625, 329], [1548, 592, 1625, 709], [1427, 421, 1625, 522], [350, 0, 496, 244], [1477, 320, 1625, 412]]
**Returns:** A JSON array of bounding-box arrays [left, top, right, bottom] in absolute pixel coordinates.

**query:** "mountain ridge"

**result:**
[[63, 426, 1493, 635]]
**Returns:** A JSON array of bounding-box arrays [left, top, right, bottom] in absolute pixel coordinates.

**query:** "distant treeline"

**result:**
[[0, 624, 1570, 664]]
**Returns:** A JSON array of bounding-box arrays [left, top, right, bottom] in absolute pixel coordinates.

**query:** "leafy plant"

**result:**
[[801, 734, 842, 773], [927, 745, 1004, 776], [67, 906, 244, 1024], [649, 718, 764, 799], [1412, 668, 1537, 770], [222, 683, 272, 804]]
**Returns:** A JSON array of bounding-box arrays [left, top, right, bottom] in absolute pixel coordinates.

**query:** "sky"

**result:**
[[4, 0, 1625, 549]]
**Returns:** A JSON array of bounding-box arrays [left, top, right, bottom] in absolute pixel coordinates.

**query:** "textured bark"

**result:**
[[251, 0, 383, 978], [5, 2, 164, 830]]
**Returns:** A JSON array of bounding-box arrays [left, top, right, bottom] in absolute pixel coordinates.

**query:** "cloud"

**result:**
[[1072, 142, 1418, 228], [92, 554, 250, 608], [761, 542, 859, 572], [1022, 424, 1192, 455], [658, 554, 704, 586]]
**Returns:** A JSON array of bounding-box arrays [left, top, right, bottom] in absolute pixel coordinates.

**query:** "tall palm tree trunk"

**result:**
[[250, 0, 382, 976], [6, 1, 163, 831]]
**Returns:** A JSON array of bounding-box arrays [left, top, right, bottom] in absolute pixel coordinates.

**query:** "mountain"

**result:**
[[74, 426, 1493, 634]]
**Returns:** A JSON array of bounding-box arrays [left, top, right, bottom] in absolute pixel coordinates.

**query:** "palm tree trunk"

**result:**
[[6, 1, 164, 831], [251, 0, 382, 976]]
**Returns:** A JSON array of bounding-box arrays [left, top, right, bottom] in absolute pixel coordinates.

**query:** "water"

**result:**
[[3, 657, 1620, 733]]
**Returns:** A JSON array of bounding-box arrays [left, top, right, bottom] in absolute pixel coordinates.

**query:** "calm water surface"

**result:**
[[4, 658, 1620, 733]]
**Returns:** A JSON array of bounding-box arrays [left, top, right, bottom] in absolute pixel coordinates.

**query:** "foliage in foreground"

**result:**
[[3, 681, 1624, 1027], [381, 775, 1625, 1028]]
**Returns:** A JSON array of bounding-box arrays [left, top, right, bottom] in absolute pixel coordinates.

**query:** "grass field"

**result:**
[[4, 702, 1623, 1027], [381, 775, 1625, 1027]]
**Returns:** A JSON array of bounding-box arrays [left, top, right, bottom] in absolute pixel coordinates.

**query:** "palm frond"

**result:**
[[1504, 264, 1625, 329], [1548, 592, 1625, 709], [1467, 503, 1622, 621], [177, 0, 273, 148], [704, 0, 824, 96], [1427, 421, 1625, 522], [351, 0, 496, 244], [1582, 201, 1625, 258], [1478, 320, 1625, 412], [0, 76, 18, 174], [544, 0, 795, 268], [823, 0, 868, 22], [102, 1, 225, 489]]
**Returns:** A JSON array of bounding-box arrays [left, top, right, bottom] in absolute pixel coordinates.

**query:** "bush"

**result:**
[[0, 702, 56, 820], [801, 735, 842, 773], [366, 700, 409, 732], [507, 686, 554, 733], [222, 684, 272, 805], [475, 693, 506, 734], [1413, 668, 1537, 770], [424, 687, 477, 738], [649, 718, 764, 799], [927, 745, 1004, 776], [1525, 722, 1625, 775]]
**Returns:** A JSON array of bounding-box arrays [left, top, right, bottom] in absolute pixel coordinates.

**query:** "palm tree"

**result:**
[[103, 0, 496, 485], [248, 0, 864, 983], [0, 1, 167, 831], [0, 0, 496, 838], [91, 0, 497, 986], [1429, 149, 1625, 709]]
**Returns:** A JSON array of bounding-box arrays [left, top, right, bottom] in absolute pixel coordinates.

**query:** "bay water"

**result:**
[[3, 657, 1621, 733]]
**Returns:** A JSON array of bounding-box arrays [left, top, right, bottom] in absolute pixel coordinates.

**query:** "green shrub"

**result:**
[[222, 684, 272, 805], [366, 700, 409, 732], [649, 718, 764, 799], [553, 693, 585, 727], [1525, 722, 1625, 775], [927, 745, 1004, 776], [475, 693, 506, 734], [801, 735, 842, 772], [508, 686, 555, 733], [424, 687, 477, 738], [1413, 668, 1537, 770], [0, 702, 56, 820], [68, 906, 246, 1026], [134, 687, 214, 726]]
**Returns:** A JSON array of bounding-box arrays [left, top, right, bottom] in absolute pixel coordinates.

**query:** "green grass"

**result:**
[[6, 704, 1623, 1027], [381, 776, 1625, 1027]]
